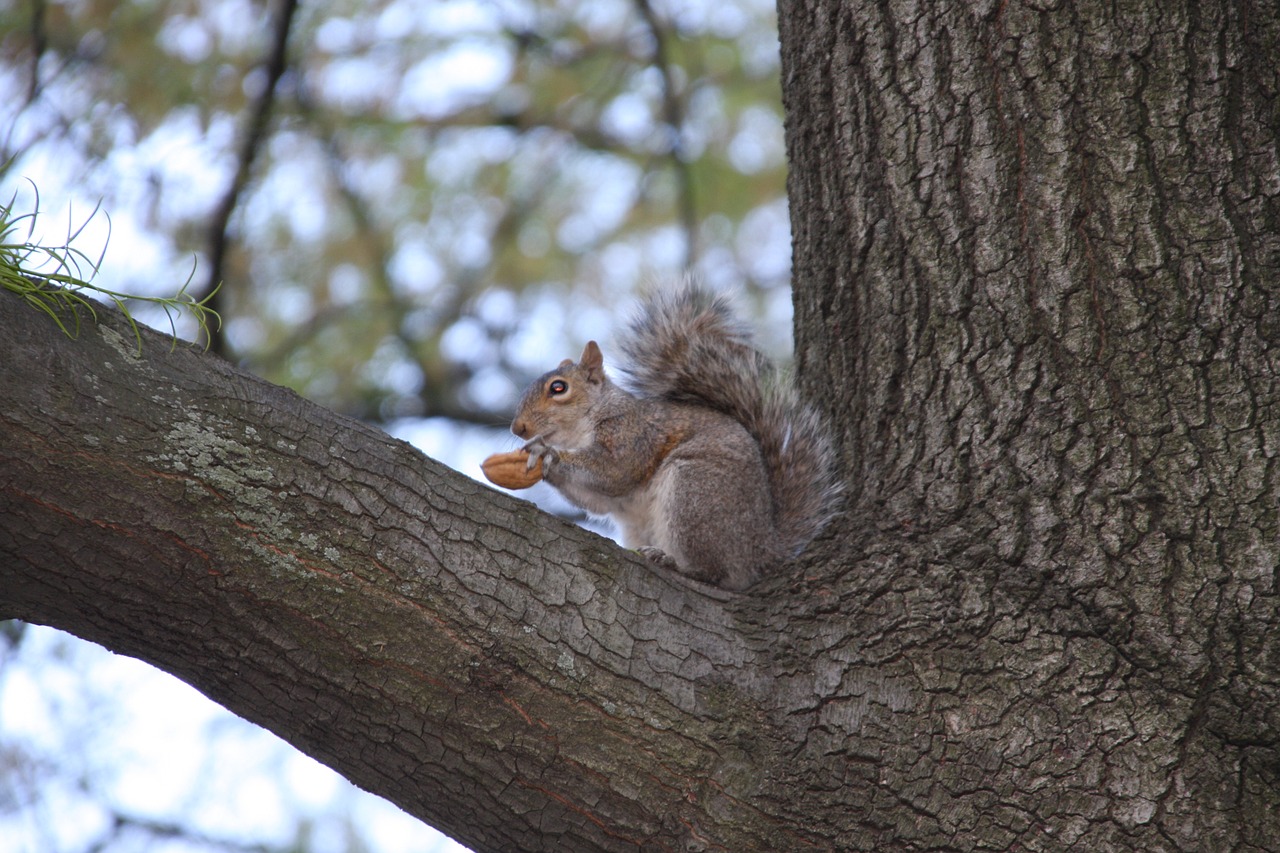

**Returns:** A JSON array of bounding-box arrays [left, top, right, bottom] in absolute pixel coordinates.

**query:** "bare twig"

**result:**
[[26, 0, 48, 104], [633, 0, 698, 268], [201, 0, 299, 355], [85, 812, 278, 853]]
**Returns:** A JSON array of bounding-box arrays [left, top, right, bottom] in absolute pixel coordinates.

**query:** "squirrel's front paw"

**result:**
[[521, 436, 559, 471]]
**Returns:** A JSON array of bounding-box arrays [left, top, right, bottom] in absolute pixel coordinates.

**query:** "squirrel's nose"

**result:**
[[512, 418, 530, 439]]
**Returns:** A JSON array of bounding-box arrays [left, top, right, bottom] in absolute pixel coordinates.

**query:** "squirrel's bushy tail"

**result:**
[[619, 281, 842, 556]]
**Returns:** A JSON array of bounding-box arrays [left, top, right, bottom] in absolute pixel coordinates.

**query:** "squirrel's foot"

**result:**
[[635, 546, 679, 571]]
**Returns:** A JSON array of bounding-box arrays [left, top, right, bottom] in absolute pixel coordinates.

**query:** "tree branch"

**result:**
[[0, 290, 797, 852]]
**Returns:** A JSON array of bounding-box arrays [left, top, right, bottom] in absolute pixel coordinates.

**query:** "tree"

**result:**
[[4, 1, 1280, 851]]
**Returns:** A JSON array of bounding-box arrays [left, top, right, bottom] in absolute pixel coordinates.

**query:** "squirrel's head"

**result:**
[[512, 341, 608, 441]]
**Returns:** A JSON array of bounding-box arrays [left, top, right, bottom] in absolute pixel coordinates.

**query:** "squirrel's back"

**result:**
[[619, 282, 841, 557]]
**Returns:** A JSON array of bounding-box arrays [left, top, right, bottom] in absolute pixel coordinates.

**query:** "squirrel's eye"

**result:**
[[548, 379, 568, 396]]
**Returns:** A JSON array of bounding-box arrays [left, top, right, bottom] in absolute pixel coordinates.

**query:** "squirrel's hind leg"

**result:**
[[637, 545, 729, 588], [635, 546, 679, 570]]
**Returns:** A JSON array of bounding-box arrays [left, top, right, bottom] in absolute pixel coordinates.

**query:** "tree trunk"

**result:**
[[779, 0, 1280, 848], [3, 1, 1279, 851]]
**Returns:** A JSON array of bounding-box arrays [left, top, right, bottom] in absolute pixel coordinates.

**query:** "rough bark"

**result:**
[[780, 0, 1280, 849], [2, 0, 1279, 851]]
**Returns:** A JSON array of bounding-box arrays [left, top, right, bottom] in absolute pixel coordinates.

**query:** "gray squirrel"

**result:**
[[510, 283, 840, 590]]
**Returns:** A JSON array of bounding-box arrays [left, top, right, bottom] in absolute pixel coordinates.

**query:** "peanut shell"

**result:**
[[481, 450, 544, 489]]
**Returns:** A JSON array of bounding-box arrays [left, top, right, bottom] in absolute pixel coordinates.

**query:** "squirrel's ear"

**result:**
[[580, 341, 605, 379]]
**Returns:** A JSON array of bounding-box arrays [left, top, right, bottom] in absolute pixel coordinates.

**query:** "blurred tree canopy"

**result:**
[[1, 0, 792, 424]]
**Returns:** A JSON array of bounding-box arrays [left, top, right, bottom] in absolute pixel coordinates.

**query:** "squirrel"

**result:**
[[511, 282, 840, 590]]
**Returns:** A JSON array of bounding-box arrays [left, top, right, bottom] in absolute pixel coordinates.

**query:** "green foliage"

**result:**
[[1, 0, 789, 423], [0, 188, 222, 352]]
